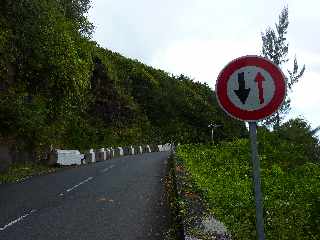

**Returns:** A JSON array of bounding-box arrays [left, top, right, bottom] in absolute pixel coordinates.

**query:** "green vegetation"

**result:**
[[176, 118, 320, 239], [164, 153, 184, 240], [0, 0, 246, 169], [0, 162, 57, 184], [1, 2, 319, 238]]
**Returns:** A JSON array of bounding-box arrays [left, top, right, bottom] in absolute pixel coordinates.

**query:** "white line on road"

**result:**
[[66, 177, 93, 193], [101, 164, 115, 173], [0, 209, 37, 231], [59, 165, 115, 196]]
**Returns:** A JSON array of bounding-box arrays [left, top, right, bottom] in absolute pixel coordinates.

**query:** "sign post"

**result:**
[[208, 123, 222, 143], [249, 121, 265, 240], [215, 55, 286, 240]]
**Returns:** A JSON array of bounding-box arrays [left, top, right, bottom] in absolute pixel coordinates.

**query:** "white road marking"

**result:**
[[0, 209, 37, 231], [101, 164, 115, 173], [66, 177, 93, 193], [2, 165, 116, 230], [59, 165, 115, 197]]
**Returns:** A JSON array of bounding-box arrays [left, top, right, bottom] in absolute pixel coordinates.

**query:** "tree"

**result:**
[[261, 6, 305, 128], [58, 0, 94, 38], [0, 0, 93, 153], [277, 118, 320, 164]]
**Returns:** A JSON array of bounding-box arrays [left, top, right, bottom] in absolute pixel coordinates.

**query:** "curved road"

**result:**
[[0, 152, 171, 240]]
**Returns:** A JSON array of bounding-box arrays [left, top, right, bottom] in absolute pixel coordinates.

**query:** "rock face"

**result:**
[[0, 143, 37, 170], [0, 144, 12, 173]]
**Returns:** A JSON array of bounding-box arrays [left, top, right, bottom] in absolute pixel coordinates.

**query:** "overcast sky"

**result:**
[[88, 0, 320, 130]]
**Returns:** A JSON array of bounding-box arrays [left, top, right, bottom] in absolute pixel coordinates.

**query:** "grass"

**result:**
[[176, 140, 320, 240], [0, 162, 57, 184], [164, 153, 185, 240]]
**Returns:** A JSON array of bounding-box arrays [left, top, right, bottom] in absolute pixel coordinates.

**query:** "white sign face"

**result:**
[[216, 55, 286, 121], [227, 66, 276, 111]]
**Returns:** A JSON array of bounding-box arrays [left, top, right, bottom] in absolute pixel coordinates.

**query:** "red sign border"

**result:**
[[215, 55, 286, 122]]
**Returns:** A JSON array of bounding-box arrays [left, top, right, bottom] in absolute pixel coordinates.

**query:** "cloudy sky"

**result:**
[[88, 0, 320, 130]]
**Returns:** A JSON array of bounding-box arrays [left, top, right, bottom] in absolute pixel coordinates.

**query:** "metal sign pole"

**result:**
[[211, 128, 214, 143], [249, 122, 265, 240]]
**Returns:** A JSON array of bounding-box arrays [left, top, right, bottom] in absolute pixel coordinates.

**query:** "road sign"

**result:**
[[215, 55, 286, 121], [215, 55, 287, 240]]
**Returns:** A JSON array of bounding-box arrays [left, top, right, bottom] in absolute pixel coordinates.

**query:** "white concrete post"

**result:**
[[90, 149, 96, 163], [146, 145, 151, 153], [100, 148, 106, 161], [106, 148, 110, 159], [118, 147, 124, 156], [111, 148, 114, 158]]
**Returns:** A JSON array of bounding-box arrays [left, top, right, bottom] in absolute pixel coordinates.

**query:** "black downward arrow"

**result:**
[[234, 72, 250, 104]]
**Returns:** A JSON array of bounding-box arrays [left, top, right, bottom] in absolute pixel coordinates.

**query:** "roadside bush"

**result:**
[[258, 118, 320, 168], [177, 137, 320, 239]]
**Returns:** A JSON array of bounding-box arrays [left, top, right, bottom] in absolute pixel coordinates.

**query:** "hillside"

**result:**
[[0, 0, 246, 159]]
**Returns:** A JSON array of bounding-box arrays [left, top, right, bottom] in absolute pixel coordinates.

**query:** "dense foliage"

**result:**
[[0, 0, 246, 161], [176, 119, 320, 239]]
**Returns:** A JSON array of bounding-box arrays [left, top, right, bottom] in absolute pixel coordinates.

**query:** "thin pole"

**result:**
[[249, 122, 265, 240], [211, 128, 214, 143]]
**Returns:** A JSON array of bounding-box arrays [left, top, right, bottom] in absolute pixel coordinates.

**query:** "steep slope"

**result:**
[[0, 0, 246, 158]]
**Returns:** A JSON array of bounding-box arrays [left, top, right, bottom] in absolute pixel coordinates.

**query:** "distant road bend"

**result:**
[[0, 152, 171, 240]]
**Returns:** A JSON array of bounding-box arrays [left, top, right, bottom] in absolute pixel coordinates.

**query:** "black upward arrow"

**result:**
[[234, 72, 250, 104]]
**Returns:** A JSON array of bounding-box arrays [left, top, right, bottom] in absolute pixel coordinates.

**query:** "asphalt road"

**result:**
[[0, 152, 171, 240]]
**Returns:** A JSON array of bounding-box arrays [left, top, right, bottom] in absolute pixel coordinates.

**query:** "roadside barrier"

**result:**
[[47, 144, 172, 166], [55, 150, 84, 165]]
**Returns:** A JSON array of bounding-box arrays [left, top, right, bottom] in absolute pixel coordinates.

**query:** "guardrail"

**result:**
[[47, 144, 172, 166]]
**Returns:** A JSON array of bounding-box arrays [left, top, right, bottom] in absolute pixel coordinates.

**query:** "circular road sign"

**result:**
[[215, 55, 286, 122]]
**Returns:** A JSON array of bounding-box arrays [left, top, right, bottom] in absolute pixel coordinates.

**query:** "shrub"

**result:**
[[177, 138, 320, 239]]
